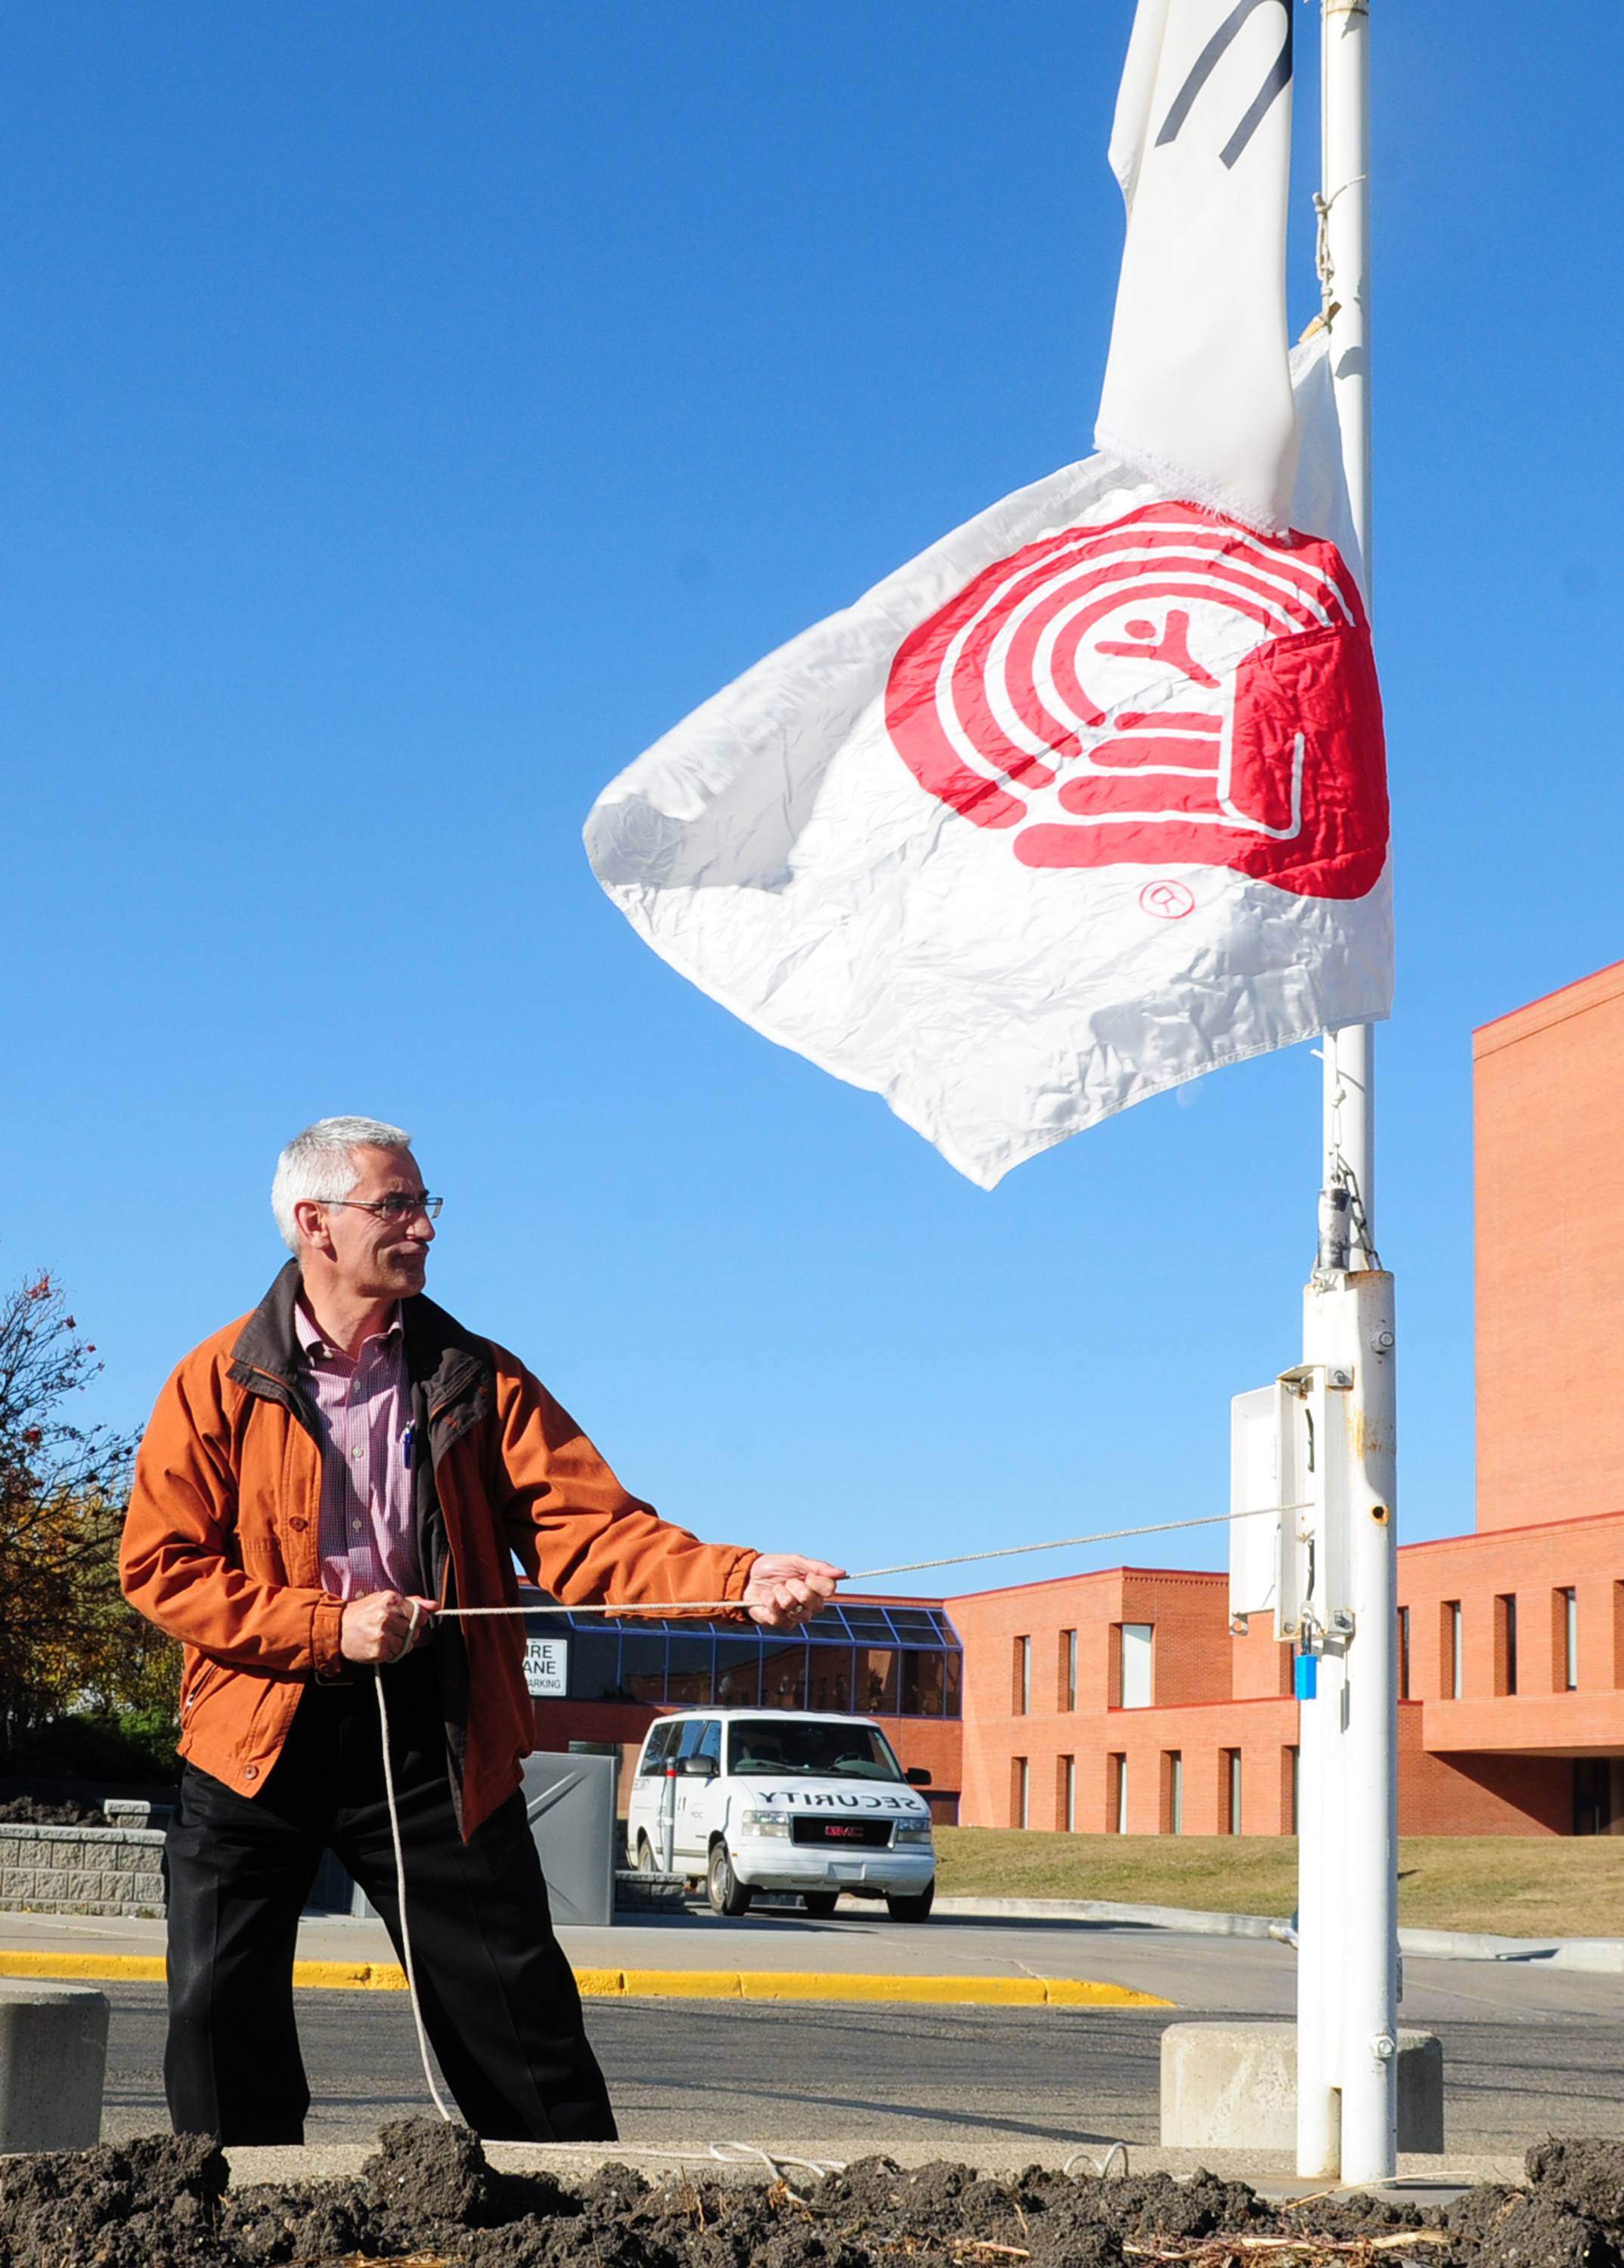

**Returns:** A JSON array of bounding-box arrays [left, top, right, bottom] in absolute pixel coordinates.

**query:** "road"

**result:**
[[96, 1915, 1624, 2157]]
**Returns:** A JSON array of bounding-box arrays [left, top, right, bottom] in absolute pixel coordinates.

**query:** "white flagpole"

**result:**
[[1298, 0, 1399, 2188]]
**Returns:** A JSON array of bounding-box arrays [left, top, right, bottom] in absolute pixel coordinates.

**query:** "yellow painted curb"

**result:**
[[0, 1951, 166, 1984], [292, 1962, 410, 1991], [0, 1950, 1170, 2010]]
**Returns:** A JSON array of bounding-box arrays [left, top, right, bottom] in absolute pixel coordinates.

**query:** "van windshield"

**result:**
[[727, 1719, 904, 1781]]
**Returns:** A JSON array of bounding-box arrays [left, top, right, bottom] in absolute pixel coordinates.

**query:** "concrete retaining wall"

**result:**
[[0, 1822, 166, 1917]]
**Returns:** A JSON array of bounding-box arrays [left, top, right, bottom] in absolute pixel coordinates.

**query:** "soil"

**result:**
[[2, 2120, 1622, 2268], [0, 1796, 107, 1827]]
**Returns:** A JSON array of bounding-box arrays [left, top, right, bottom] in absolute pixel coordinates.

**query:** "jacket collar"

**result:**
[[230, 1259, 491, 1420]]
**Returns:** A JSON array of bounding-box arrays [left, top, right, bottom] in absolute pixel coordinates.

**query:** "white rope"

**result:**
[[372, 1500, 1262, 2127], [1064, 2143, 1130, 2180], [373, 1670, 455, 2121], [434, 1502, 1260, 1624]]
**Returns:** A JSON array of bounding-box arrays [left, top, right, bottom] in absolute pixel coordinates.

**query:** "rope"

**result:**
[[433, 1503, 1265, 1625], [371, 1501, 1269, 2127], [373, 1671, 454, 2121]]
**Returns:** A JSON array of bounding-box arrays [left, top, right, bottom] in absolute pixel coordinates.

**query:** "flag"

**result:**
[[584, 5, 1390, 1192], [1096, 0, 1297, 532]]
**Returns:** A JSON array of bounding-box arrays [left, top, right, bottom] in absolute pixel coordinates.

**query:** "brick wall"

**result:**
[[0, 1823, 166, 1916], [1476, 962, 1624, 1533], [944, 1510, 1624, 1835], [1397, 1516, 1624, 1783], [950, 1566, 1311, 1833]]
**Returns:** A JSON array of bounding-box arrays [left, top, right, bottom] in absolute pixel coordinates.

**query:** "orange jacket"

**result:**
[[119, 1264, 756, 1836]]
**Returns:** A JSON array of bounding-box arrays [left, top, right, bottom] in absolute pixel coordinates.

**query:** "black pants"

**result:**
[[163, 1652, 615, 2145]]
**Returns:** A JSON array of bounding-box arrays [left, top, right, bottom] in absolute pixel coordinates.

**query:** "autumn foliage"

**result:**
[[0, 1272, 175, 1771]]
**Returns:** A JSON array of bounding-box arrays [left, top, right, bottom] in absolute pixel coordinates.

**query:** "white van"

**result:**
[[626, 1708, 937, 1921]]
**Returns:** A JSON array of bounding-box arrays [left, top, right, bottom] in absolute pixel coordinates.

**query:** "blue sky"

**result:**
[[3, 4, 1619, 1593]]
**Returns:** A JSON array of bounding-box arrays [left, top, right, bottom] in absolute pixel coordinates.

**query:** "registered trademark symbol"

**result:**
[[1139, 879, 1195, 920]]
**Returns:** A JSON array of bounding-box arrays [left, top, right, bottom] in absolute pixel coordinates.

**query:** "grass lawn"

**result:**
[[932, 1829, 1624, 1939]]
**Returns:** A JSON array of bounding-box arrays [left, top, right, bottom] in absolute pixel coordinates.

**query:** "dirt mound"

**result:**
[[0, 1796, 107, 1827], [2, 2119, 1619, 2268], [1526, 2142, 1624, 2232], [0, 2131, 227, 2268]]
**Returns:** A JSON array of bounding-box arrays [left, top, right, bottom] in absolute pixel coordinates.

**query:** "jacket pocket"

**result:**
[[182, 1656, 227, 1718]]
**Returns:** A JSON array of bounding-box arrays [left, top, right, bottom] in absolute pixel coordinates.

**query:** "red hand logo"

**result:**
[[882, 503, 1387, 900]]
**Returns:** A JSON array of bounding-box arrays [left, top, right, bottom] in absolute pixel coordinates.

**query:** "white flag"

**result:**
[[1096, 0, 1297, 532], [584, 5, 1390, 1192]]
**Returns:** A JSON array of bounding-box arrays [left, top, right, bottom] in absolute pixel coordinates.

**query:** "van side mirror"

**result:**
[[679, 1755, 717, 1777], [905, 1767, 932, 1786]]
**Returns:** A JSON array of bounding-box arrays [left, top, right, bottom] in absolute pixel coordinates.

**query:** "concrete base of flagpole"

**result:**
[[1159, 2025, 1443, 2156]]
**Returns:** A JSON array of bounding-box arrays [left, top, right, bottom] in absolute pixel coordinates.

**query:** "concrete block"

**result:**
[[1160, 2023, 1444, 2154], [0, 1982, 108, 2150]]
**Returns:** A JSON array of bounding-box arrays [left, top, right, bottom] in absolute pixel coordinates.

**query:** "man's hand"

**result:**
[[339, 1590, 438, 1665], [742, 1554, 847, 1631]]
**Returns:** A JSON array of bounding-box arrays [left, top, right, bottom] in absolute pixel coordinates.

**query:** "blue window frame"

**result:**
[[522, 1596, 964, 1716]]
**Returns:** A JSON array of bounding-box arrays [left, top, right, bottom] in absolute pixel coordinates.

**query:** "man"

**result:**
[[119, 1115, 841, 2146]]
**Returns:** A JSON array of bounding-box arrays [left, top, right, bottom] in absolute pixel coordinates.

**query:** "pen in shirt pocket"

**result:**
[[402, 1424, 414, 1472]]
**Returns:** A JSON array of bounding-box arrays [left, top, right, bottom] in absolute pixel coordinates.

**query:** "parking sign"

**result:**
[[522, 1637, 569, 1699]]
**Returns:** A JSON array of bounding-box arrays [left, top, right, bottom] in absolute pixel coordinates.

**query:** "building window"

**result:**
[[1109, 1752, 1128, 1834], [1444, 1600, 1463, 1698], [900, 1650, 945, 1716], [1575, 1758, 1616, 1836], [1118, 1622, 1154, 1709], [560, 1629, 623, 1702], [1058, 1753, 1076, 1833], [1557, 1588, 1579, 1692], [1012, 1755, 1029, 1829], [1495, 1594, 1518, 1696], [856, 1647, 898, 1715], [1284, 1745, 1299, 1834], [543, 1598, 963, 1720], [1060, 1628, 1078, 1712], [1161, 1751, 1183, 1836], [714, 1639, 762, 1708], [761, 1643, 811, 1710], [1222, 1748, 1243, 1835], [808, 1648, 854, 1712], [1012, 1635, 1031, 1716], [1397, 1606, 1410, 1700], [665, 1634, 714, 1707], [621, 1629, 668, 1705]]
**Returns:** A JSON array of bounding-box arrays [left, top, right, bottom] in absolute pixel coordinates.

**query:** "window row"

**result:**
[[1011, 1622, 1154, 1715], [1402, 1583, 1594, 1700], [1008, 1746, 1294, 1833], [531, 1622, 963, 1718]]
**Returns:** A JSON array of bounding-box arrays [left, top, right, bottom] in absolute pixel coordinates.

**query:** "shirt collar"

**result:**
[[293, 1297, 403, 1365]]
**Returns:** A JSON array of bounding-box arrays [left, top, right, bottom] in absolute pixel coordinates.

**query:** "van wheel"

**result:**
[[802, 1892, 839, 1916], [634, 1835, 657, 1873], [885, 1883, 935, 1923], [707, 1840, 753, 1918]]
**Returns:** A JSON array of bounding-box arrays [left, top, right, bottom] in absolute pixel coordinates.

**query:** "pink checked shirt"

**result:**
[[293, 1300, 420, 1600]]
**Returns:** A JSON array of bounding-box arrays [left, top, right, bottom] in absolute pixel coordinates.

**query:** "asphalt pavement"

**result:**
[[75, 1910, 1624, 2164]]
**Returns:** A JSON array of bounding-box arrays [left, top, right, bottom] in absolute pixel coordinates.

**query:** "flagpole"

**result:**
[[1300, 0, 1399, 2188]]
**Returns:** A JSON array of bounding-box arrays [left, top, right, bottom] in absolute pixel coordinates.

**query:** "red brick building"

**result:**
[[539, 963, 1624, 1836]]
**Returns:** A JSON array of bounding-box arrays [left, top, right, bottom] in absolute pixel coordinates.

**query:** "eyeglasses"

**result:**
[[319, 1194, 444, 1223]]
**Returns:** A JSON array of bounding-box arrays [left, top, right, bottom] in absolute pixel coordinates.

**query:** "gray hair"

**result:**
[[272, 1115, 413, 1253]]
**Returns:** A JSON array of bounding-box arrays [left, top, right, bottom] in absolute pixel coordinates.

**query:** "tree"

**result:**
[[0, 1271, 172, 1771]]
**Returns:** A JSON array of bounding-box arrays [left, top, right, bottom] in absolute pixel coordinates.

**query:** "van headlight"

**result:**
[[739, 1808, 790, 1839], [894, 1823, 934, 1848]]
